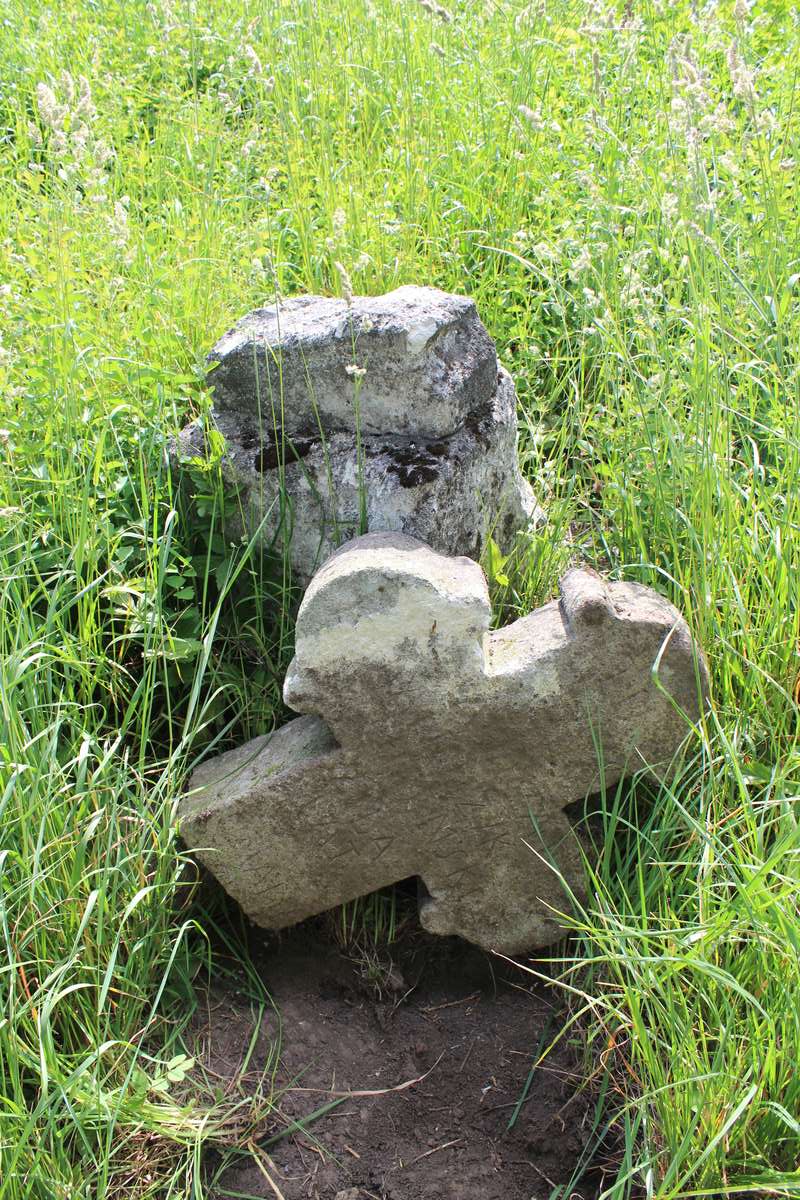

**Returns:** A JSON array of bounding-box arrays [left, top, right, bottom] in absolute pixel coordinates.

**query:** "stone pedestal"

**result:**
[[177, 286, 540, 582]]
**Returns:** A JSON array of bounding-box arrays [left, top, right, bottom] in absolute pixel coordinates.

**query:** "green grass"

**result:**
[[0, 0, 799, 1195]]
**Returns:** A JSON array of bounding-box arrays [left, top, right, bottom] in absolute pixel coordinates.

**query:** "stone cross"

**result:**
[[179, 534, 708, 954], [176, 286, 539, 583]]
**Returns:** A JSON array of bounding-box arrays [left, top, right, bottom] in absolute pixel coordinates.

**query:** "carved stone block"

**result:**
[[176, 287, 539, 582], [179, 534, 709, 953]]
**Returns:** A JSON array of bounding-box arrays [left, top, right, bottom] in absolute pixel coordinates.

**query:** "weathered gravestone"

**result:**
[[179, 533, 709, 953], [176, 286, 539, 583]]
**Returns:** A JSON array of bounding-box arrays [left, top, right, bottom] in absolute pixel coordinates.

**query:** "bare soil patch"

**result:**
[[195, 918, 605, 1200]]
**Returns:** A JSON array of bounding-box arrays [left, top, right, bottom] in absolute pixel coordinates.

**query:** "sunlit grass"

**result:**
[[0, 0, 798, 1195]]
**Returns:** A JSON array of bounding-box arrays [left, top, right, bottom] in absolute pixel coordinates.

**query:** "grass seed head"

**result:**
[[518, 103, 545, 130], [36, 83, 67, 131], [334, 260, 354, 305]]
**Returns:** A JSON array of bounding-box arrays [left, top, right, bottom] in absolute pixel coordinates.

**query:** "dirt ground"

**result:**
[[194, 915, 608, 1200]]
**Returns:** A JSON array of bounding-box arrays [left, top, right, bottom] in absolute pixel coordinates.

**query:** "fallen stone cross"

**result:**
[[179, 533, 709, 953], [176, 286, 539, 582]]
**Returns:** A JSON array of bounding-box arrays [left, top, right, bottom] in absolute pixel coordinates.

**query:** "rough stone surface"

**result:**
[[176, 286, 539, 582], [179, 533, 709, 954]]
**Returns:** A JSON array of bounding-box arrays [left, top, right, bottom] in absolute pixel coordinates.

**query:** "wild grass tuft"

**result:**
[[0, 0, 798, 1196]]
